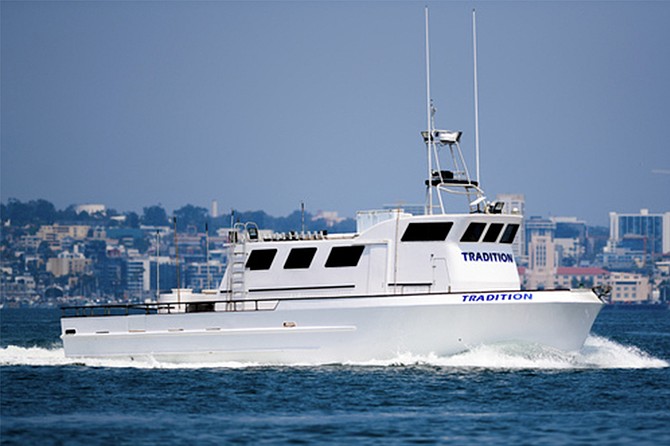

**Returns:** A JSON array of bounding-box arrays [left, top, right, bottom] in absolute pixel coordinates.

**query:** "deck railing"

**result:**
[[61, 299, 276, 318]]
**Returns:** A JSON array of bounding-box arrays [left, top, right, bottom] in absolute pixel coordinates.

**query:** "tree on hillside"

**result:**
[[174, 205, 208, 231], [125, 212, 140, 229], [58, 205, 81, 222], [142, 205, 169, 226], [2, 198, 58, 226]]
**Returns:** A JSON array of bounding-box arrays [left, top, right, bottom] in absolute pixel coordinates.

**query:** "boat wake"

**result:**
[[1, 335, 666, 370], [352, 335, 668, 370]]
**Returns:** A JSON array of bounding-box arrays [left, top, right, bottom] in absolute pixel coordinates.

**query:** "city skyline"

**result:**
[[2, 1, 670, 227], [3, 193, 667, 307]]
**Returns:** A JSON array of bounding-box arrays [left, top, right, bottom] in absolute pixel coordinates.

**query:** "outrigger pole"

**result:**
[[472, 9, 481, 186]]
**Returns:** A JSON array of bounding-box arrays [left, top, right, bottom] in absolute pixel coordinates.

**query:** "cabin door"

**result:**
[[366, 245, 388, 294], [432, 257, 449, 292]]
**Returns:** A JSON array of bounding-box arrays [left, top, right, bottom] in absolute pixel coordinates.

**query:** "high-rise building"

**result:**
[[552, 217, 587, 267], [608, 209, 670, 258], [126, 258, 151, 298]]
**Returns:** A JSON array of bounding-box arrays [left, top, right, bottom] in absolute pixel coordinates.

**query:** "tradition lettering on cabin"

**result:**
[[461, 293, 533, 302], [460, 251, 514, 263]]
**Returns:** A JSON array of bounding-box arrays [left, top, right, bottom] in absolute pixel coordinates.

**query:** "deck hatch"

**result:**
[[401, 222, 453, 241], [483, 223, 504, 242], [325, 245, 365, 268], [284, 247, 317, 269], [460, 222, 487, 242], [246, 249, 278, 270], [500, 224, 520, 244]]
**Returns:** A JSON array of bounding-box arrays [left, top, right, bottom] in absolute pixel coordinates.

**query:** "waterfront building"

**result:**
[[2, 275, 40, 305], [46, 250, 92, 277], [186, 260, 226, 292], [555, 267, 609, 289], [609, 272, 651, 303]]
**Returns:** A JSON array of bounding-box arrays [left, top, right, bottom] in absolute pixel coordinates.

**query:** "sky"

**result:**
[[2, 1, 669, 226]]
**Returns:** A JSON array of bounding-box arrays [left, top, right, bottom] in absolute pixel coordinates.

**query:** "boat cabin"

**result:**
[[211, 210, 521, 305]]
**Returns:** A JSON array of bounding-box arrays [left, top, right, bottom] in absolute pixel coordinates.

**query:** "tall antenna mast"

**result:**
[[424, 6, 433, 215], [155, 230, 160, 300], [472, 9, 481, 186], [205, 222, 210, 290], [173, 217, 181, 305]]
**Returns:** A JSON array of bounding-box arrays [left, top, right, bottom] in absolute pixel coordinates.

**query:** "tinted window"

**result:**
[[401, 222, 453, 242], [460, 222, 487, 242], [284, 247, 317, 269], [325, 246, 365, 268], [246, 249, 277, 270], [500, 224, 520, 244], [483, 223, 504, 243]]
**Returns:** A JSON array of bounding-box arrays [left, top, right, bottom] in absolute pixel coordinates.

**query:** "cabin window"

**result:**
[[246, 249, 277, 270], [500, 224, 520, 244], [284, 247, 317, 269], [186, 302, 215, 313], [401, 222, 453, 242], [460, 222, 487, 242], [325, 245, 365, 268], [483, 223, 504, 243]]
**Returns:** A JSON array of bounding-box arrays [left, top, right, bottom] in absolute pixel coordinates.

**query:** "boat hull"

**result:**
[[61, 289, 604, 364]]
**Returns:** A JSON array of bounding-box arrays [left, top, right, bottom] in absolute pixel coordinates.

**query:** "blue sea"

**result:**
[[1, 307, 669, 445]]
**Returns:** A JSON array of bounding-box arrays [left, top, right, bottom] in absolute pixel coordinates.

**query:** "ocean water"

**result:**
[[1, 308, 669, 445]]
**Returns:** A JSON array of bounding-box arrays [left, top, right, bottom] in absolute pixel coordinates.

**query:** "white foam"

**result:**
[[0, 345, 256, 369], [1, 335, 667, 370], [575, 335, 669, 369], [349, 335, 669, 369]]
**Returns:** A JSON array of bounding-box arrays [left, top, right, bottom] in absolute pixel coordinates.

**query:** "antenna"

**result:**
[[173, 217, 181, 305], [205, 221, 210, 290], [472, 9, 481, 186], [424, 6, 433, 215], [301, 201, 305, 234], [155, 230, 160, 301]]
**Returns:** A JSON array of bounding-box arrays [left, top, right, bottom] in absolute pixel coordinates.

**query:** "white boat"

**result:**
[[60, 11, 605, 364]]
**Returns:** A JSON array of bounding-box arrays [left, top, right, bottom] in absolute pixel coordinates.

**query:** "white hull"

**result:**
[[61, 289, 603, 364]]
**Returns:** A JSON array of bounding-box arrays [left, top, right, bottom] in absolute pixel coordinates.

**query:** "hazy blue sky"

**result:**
[[2, 1, 669, 226]]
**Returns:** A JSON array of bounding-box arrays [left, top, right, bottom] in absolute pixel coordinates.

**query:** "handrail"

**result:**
[[60, 298, 272, 318]]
